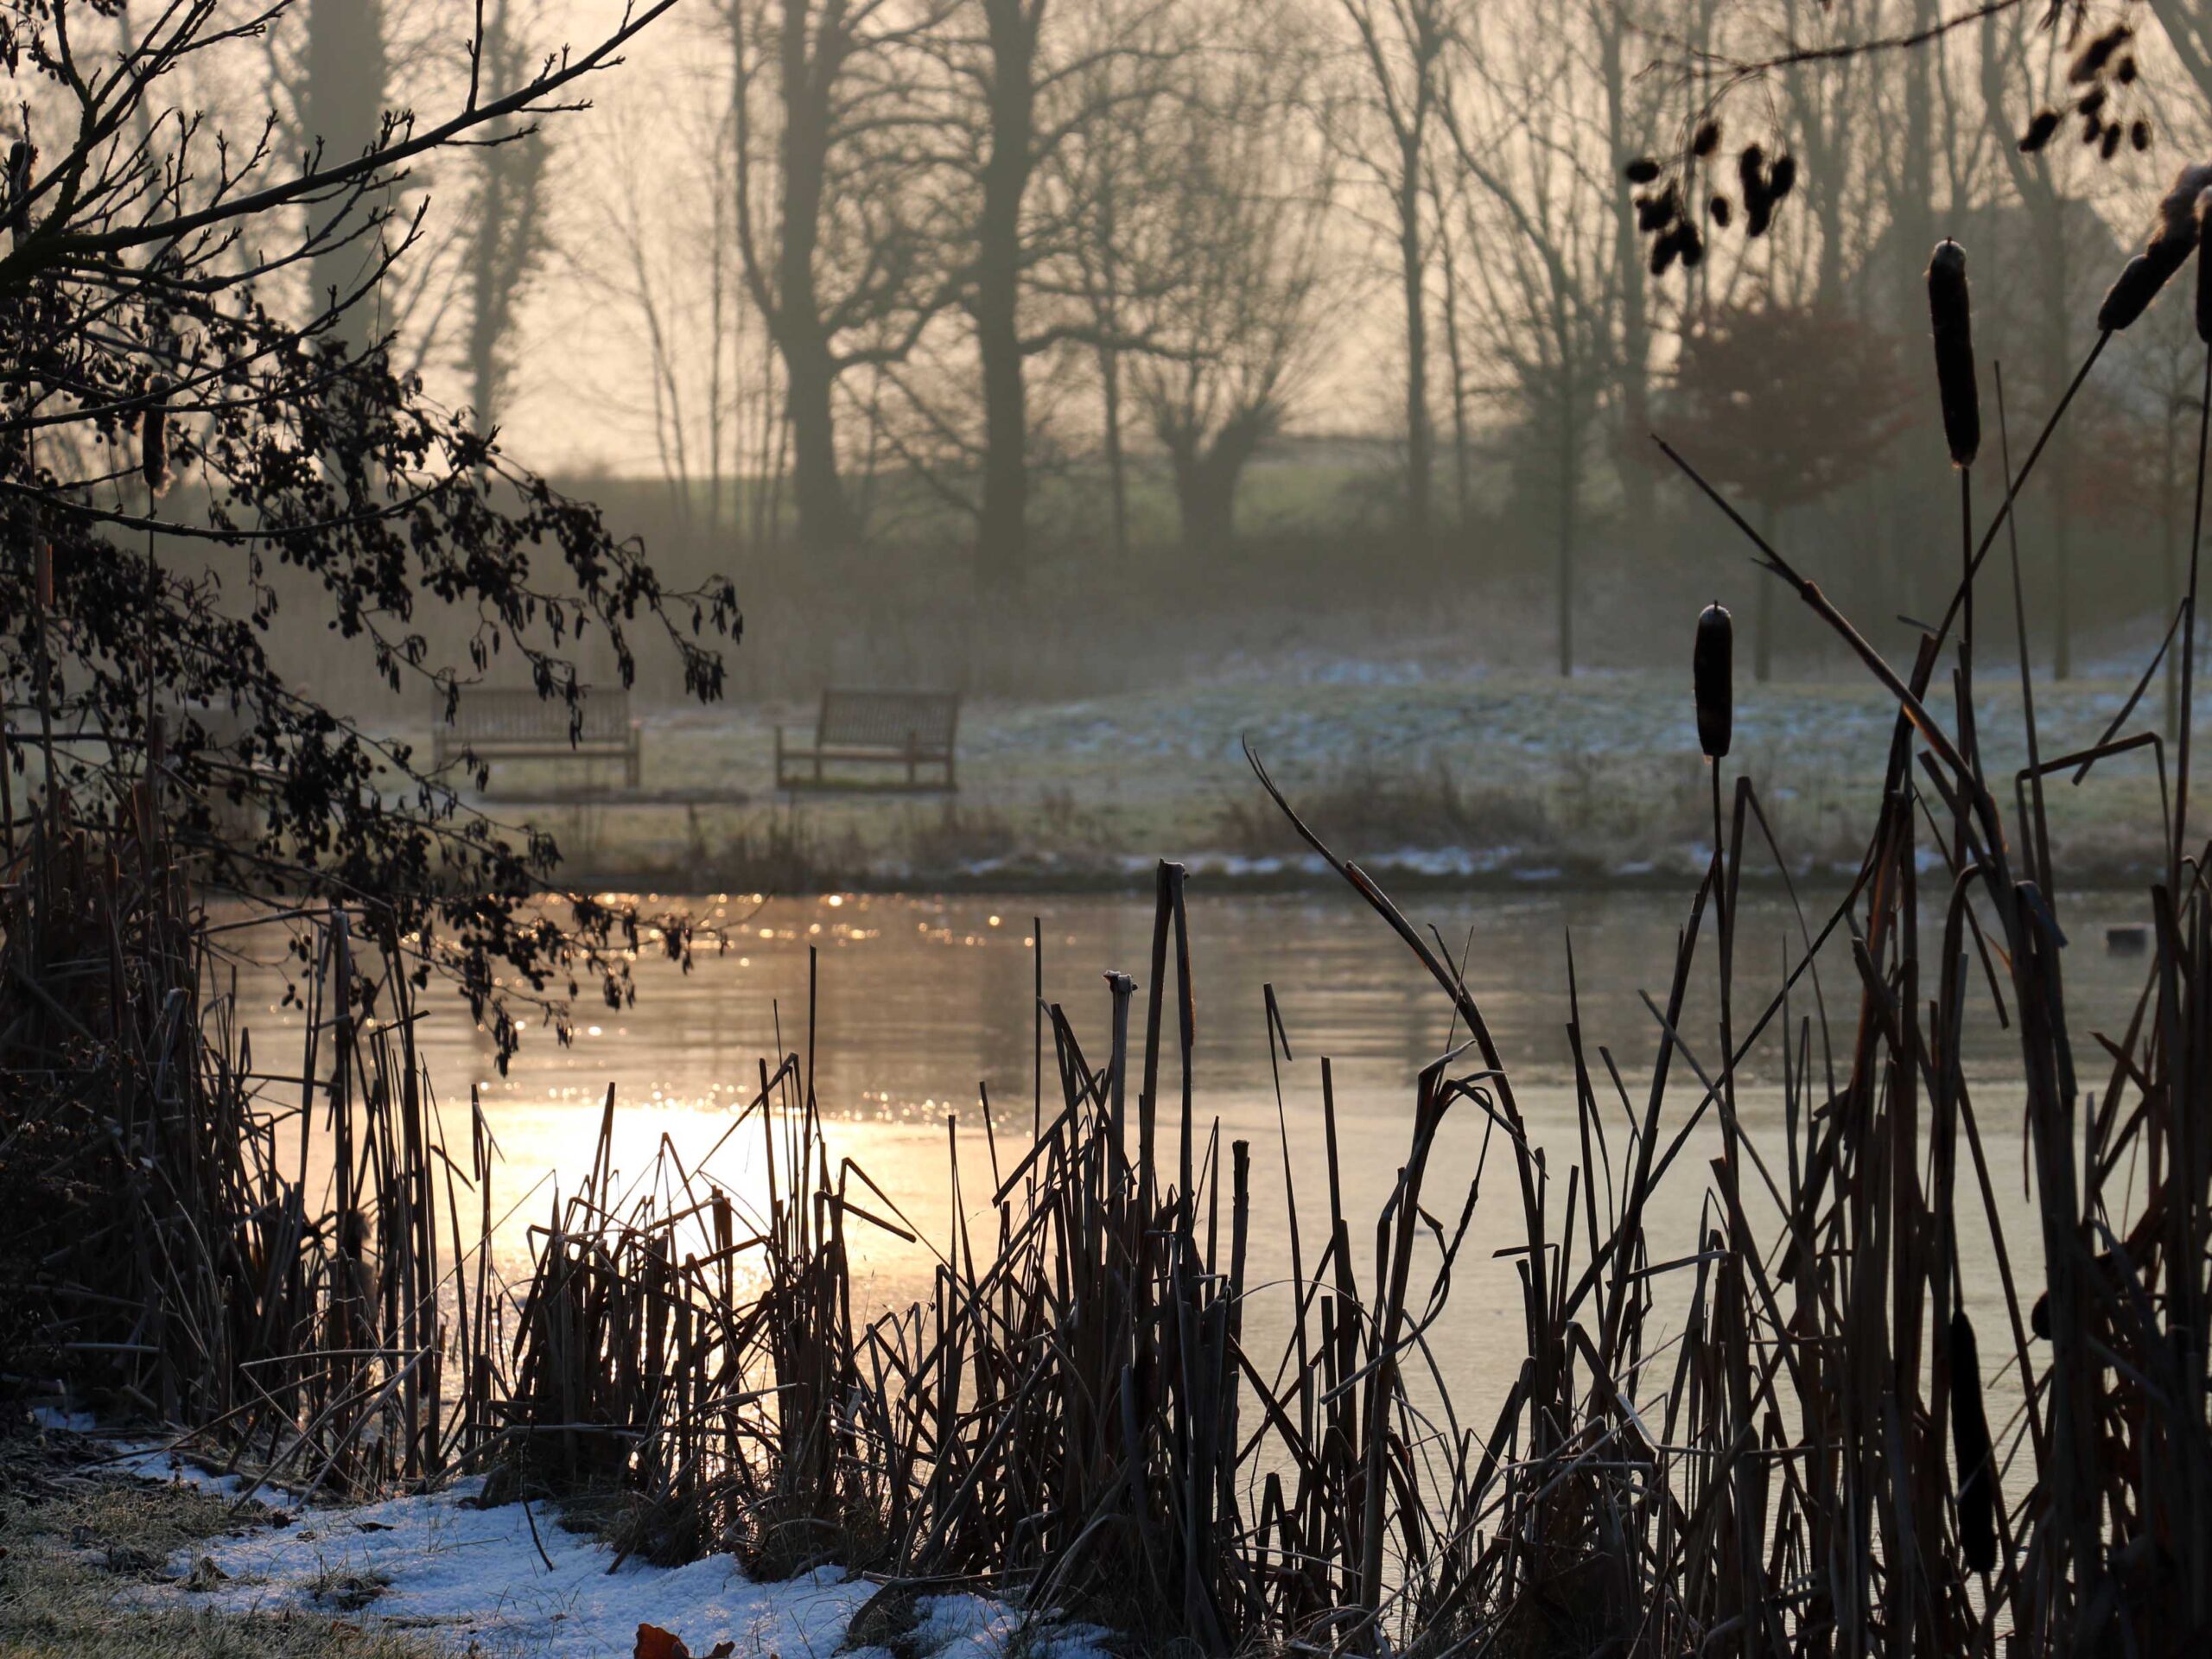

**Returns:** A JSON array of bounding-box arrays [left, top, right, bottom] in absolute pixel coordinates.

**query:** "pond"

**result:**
[[230, 884, 2155, 1421]]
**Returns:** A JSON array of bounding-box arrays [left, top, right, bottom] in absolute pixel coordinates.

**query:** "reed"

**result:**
[[11, 170, 2212, 1658], [0, 804, 497, 1498]]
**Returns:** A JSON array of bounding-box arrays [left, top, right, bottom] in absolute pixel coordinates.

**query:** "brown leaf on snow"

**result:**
[[636, 1624, 691, 1659]]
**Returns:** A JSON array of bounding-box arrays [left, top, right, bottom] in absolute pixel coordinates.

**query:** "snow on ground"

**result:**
[[105, 1439, 1109, 1659]]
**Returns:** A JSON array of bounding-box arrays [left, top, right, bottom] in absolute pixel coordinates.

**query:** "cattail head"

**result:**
[[2097, 161, 2212, 332], [1927, 240, 1979, 468], [1694, 602, 1732, 760], [141, 377, 170, 498], [1949, 1309, 1997, 1573], [33, 537, 51, 611]]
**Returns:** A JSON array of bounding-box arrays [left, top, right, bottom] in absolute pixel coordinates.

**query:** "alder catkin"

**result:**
[[142, 378, 169, 498], [1928, 240, 1979, 468], [1694, 603, 1733, 760]]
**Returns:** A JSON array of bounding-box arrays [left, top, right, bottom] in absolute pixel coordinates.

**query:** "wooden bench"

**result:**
[[432, 687, 642, 788], [776, 690, 959, 791]]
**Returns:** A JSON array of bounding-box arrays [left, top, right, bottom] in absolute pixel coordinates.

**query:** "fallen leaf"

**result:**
[[636, 1624, 691, 1659]]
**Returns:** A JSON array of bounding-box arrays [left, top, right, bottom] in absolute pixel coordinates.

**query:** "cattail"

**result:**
[[2101, 124, 2123, 161], [33, 537, 51, 611], [2018, 109, 2062, 153], [1928, 240, 1979, 468], [2196, 189, 2211, 345], [141, 378, 169, 498], [1950, 1309, 1997, 1573], [1767, 154, 1796, 202], [2097, 162, 2212, 331], [1692, 119, 1721, 157], [2133, 119, 2152, 153], [1624, 156, 1661, 185], [1709, 194, 1732, 228], [1694, 603, 1732, 760]]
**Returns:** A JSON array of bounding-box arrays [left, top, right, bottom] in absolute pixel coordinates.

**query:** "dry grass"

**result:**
[[0, 1427, 433, 1659]]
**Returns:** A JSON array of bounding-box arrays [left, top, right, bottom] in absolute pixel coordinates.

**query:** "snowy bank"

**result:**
[[98, 1432, 1109, 1659]]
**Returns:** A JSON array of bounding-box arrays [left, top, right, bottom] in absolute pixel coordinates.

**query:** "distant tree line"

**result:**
[[308, 0, 2211, 677]]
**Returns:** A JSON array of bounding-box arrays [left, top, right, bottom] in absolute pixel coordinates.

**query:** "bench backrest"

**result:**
[[451, 686, 631, 742], [817, 690, 959, 752]]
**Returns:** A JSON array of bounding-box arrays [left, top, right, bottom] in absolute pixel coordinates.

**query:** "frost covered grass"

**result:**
[[6, 1422, 1109, 1659], [406, 666, 2187, 888], [0, 1422, 435, 1658]]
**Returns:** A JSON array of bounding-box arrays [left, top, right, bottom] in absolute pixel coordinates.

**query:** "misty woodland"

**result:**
[[8, 3, 2212, 1657]]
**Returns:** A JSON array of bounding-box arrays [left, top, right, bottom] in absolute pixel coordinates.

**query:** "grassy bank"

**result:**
[[0, 1422, 436, 1659], [416, 665, 2186, 891]]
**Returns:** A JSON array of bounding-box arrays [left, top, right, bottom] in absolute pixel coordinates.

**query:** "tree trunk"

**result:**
[[1172, 420, 1261, 553], [1098, 336, 1129, 563], [466, 7, 543, 441], [974, 0, 1039, 595], [302, 0, 386, 353], [1557, 375, 1578, 679], [786, 339, 852, 556], [770, 3, 854, 558], [1396, 141, 1432, 550], [1433, 186, 1471, 536], [1095, 168, 1129, 563], [1597, 1, 1652, 524]]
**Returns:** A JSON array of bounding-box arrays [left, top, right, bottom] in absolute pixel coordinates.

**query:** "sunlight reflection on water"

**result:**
[[227, 886, 2151, 1421]]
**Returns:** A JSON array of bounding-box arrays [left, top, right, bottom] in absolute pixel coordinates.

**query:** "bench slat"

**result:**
[[815, 690, 958, 750], [777, 689, 960, 791]]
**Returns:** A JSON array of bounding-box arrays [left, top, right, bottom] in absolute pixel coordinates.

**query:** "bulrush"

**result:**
[[141, 378, 169, 498], [1695, 601, 1732, 760], [1950, 1309, 1997, 1573], [1928, 239, 1980, 467], [2097, 161, 2212, 331]]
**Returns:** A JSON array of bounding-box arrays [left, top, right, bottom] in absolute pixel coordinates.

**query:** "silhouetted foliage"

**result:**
[[0, 1, 734, 1061]]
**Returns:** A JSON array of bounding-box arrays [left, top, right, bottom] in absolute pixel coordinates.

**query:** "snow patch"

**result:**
[[130, 1470, 1109, 1659]]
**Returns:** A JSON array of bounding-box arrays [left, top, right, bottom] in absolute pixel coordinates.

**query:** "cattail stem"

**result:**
[[2174, 346, 2210, 893]]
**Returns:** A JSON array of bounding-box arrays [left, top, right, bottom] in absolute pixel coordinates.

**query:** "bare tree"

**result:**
[[1446, 4, 1615, 677], [0, 0, 736, 1050], [1331, 0, 1454, 550], [920, 0, 1179, 594], [725, 0, 952, 560], [1131, 45, 1336, 552], [464, 0, 556, 438], [298, 0, 391, 352]]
